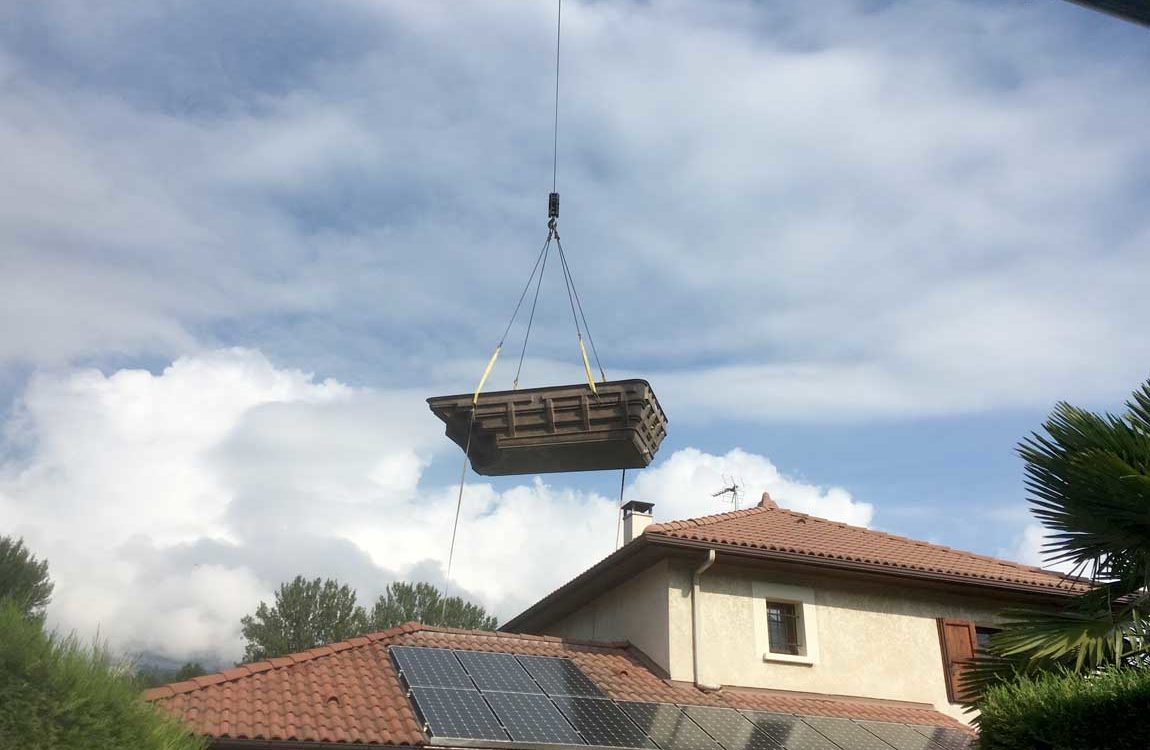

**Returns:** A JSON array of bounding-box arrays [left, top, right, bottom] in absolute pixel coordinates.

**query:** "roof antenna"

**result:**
[[711, 476, 742, 510]]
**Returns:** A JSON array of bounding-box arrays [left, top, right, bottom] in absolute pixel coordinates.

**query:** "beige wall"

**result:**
[[543, 557, 1022, 725], [544, 560, 674, 675], [671, 560, 1010, 724]]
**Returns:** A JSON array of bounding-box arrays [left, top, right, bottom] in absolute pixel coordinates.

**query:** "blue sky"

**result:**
[[1, 0, 1147, 663]]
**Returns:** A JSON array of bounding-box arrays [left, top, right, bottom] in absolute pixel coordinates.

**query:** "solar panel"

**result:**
[[858, 721, 944, 750], [484, 690, 585, 745], [390, 646, 474, 690], [516, 654, 606, 697], [456, 650, 543, 694], [909, 725, 974, 750], [681, 705, 782, 750], [741, 710, 840, 750], [553, 695, 657, 748], [618, 701, 724, 750], [408, 686, 509, 742], [802, 717, 896, 750]]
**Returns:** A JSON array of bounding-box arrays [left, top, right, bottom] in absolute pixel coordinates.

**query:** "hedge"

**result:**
[[976, 666, 1150, 750], [0, 601, 204, 750]]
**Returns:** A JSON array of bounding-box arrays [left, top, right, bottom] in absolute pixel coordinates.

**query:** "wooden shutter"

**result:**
[[937, 618, 977, 703]]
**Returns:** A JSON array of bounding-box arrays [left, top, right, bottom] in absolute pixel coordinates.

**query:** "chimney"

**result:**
[[758, 491, 778, 510], [621, 500, 655, 543]]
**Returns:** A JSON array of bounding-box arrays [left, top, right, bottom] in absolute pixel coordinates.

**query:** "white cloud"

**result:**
[[629, 447, 872, 528], [0, 349, 868, 662], [1006, 522, 1077, 575]]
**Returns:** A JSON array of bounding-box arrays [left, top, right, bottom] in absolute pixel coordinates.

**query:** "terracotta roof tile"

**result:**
[[646, 503, 1084, 593], [148, 624, 967, 746]]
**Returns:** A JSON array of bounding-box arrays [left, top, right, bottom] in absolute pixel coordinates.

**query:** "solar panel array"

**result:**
[[390, 646, 973, 750]]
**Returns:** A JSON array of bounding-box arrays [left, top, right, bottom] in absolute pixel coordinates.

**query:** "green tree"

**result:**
[[239, 576, 367, 662], [0, 536, 53, 620], [969, 379, 1150, 694], [136, 662, 209, 689], [173, 662, 207, 682], [0, 600, 204, 750], [369, 581, 498, 631]]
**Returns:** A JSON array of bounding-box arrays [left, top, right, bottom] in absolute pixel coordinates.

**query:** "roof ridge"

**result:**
[[651, 504, 1070, 583], [143, 622, 635, 701], [647, 504, 769, 533], [769, 506, 1067, 579], [142, 621, 425, 701]]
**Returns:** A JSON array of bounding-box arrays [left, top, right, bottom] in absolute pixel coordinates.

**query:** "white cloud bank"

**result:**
[[0, 349, 871, 663]]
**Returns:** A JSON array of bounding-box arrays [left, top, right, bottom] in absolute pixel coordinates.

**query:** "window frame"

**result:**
[[751, 581, 819, 666], [765, 601, 802, 655]]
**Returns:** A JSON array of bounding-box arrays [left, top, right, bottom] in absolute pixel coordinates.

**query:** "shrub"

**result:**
[[0, 601, 204, 750], [976, 666, 1150, 750]]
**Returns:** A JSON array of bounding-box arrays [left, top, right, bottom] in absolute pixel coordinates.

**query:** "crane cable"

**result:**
[[471, 0, 607, 404], [443, 0, 613, 615]]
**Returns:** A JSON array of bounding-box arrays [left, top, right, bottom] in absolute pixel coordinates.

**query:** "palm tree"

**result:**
[[969, 380, 1150, 691]]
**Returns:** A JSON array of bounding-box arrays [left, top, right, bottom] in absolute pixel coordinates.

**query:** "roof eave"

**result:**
[[650, 534, 1088, 600], [209, 740, 421, 750], [503, 533, 1085, 633]]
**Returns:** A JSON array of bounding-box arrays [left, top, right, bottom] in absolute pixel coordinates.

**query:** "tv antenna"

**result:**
[[711, 476, 743, 510]]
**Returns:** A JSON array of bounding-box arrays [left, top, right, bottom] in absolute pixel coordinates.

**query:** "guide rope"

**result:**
[[440, 410, 475, 618]]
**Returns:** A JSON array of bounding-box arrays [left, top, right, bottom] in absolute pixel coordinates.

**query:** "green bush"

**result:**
[[0, 601, 204, 750], [976, 666, 1150, 750]]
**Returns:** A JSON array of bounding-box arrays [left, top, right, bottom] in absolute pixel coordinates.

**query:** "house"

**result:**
[[147, 494, 1081, 749]]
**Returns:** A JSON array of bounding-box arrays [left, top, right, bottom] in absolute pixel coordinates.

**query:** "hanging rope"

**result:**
[[555, 236, 607, 384], [514, 238, 552, 389], [615, 468, 627, 549], [472, 236, 551, 403], [440, 410, 475, 620]]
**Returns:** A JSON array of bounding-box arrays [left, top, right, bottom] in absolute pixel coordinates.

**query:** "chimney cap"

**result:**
[[758, 492, 778, 510], [621, 500, 655, 515]]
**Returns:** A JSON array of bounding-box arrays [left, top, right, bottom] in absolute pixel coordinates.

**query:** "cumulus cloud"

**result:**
[[0, 349, 869, 662]]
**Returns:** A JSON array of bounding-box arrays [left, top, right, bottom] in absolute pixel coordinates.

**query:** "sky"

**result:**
[[0, 0, 1147, 666]]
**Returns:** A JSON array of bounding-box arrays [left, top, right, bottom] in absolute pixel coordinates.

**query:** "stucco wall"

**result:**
[[543, 560, 673, 675], [539, 557, 1026, 725], [671, 561, 1011, 724]]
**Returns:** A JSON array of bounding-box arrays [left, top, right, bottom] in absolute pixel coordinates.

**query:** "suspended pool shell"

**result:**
[[427, 379, 668, 476]]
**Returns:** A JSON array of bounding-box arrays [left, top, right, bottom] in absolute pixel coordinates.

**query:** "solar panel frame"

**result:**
[[740, 710, 841, 750], [801, 716, 897, 750], [553, 695, 658, 748], [680, 705, 783, 750], [617, 701, 724, 750], [483, 690, 586, 745], [390, 646, 475, 690], [857, 721, 945, 750], [516, 654, 606, 698], [908, 725, 974, 750], [408, 685, 510, 742], [456, 650, 544, 694]]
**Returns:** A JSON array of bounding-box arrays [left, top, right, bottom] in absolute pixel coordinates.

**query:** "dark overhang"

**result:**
[[1065, 0, 1150, 27]]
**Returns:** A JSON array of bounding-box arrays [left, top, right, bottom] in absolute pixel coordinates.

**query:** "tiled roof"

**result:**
[[645, 499, 1081, 593], [146, 623, 967, 746]]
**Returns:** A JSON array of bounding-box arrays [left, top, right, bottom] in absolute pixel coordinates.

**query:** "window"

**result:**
[[766, 602, 801, 655], [752, 581, 819, 665], [975, 626, 999, 653]]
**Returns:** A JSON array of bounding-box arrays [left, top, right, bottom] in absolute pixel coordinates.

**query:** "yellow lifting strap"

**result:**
[[579, 334, 598, 395], [473, 344, 502, 404]]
